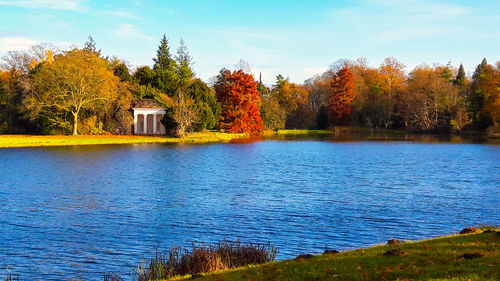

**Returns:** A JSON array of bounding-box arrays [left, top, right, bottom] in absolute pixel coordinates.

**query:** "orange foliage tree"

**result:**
[[328, 67, 355, 125], [215, 70, 263, 135], [480, 61, 500, 127]]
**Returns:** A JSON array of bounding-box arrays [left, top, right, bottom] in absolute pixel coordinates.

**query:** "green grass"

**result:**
[[276, 129, 332, 135], [174, 230, 499, 281], [0, 132, 248, 148], [275, 128, 406, 136]]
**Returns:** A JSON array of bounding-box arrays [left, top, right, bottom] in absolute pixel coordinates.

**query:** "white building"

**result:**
[[132, 99, 167, 135]]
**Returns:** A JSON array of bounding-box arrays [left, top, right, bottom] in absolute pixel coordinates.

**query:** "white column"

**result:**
[[133, 112, 138, 135], [153, 114, 157, 135], [143, 113, 148, 134]]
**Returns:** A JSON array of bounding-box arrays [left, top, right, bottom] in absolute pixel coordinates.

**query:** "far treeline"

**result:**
[[0, 35, 499, 136]]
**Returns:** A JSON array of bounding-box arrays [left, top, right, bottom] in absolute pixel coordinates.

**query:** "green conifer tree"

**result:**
[[454, 63, 467, 87], [175, 38, 194, 89], [152, 34, 179, 96], [153, 34, 176, 71]]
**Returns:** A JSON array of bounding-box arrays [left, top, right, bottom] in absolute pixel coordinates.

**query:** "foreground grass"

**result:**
[[177, 231, 499, 281], [0, 132, 248, 148]]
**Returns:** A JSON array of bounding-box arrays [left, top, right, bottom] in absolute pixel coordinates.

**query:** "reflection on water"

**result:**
[[266, 132, 500, 144], [0, 136, 499, 280]]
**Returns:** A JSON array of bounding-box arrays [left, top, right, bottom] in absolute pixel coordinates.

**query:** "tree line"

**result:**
[[1, 35, 499, 136]]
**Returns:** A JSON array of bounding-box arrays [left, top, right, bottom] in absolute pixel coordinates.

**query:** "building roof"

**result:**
[[132, 99, 164, 109]]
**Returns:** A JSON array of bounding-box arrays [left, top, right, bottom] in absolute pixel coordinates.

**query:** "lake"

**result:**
[[1, 136, 499, 280]]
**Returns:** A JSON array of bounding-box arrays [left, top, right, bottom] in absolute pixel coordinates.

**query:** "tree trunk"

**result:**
[[72, 112, 78, 135]]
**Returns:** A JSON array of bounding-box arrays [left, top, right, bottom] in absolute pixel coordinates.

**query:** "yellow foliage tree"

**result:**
[[23, 49, 120, 135], [28, 50, 54, 70]]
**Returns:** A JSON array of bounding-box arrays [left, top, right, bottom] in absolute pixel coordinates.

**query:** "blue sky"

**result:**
[[0, 0, 499, 84]]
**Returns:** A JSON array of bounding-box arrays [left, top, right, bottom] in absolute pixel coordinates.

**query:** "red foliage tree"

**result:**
[[215, 70, 263, 135], [328, 67, 355, 125]]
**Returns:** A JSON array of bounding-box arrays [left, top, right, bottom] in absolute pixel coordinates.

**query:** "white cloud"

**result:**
[[0, 0, 87, 11], [0, 37, 38, 52], [114, 23, 153, 41]]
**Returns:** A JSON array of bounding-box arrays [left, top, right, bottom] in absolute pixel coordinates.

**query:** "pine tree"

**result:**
[[83, 35, 101, 56], [454, 63, 467, 87], [175, 38, 194, 89], [440, 62, 454, 82], [152, 34, 179, 95], [153, 34, 176, 71], [472, 58, 488, 81], [256, 72, 269, 97]]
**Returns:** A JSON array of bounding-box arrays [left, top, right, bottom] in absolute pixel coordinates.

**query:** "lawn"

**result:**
[[176, 230, 499, 281], [0, 132, 248, 148]]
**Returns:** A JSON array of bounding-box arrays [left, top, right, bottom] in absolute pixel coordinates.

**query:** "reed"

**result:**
[[135, 241, 277, 280]]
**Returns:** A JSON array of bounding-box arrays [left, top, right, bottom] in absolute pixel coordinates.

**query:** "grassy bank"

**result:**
[[276, 129, 333, 135], [274, 128, 407, 136], [174, 229, 499, 281], [0, 132, 248, 148]]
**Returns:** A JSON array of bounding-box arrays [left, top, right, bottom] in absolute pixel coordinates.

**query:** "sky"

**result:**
[[0, 0, 499, 84]]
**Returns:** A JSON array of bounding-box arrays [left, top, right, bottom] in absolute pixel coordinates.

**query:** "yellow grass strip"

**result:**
[[0, 132, 248, 148]]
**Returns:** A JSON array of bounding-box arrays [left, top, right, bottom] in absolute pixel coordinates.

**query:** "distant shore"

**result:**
[[0, 130, 340, 148], [1, 128, 498, 148]]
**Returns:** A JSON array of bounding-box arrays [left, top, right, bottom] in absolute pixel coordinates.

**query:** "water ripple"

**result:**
[[0, 140, 499, 280]]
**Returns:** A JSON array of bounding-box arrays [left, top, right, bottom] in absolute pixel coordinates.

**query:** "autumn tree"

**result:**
[[0, 73, 7, 132], [1, 47, 59, 133], [328, 67, 355, 125], [270, 75, 311, 128], [377, 57, 405, 127], [271, 75, 307, 114], [1, 44, 58, 74], [0, 71, 23, 133], [340, 58, 389, 128], [160, 91, 197, 136], [401, 65, 460, 131], [214, 69, 263, 135], [468, 58, 494, 129], [23, 49, 121, 135], [304, 73, 334, 129], [257, 75, 285, 130], [471, 60, 500, 130]]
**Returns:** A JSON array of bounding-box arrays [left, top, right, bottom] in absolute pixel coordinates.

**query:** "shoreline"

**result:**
[[174, 228, 499, 281], [0, 129, 498, 149], [0, 132, 249, 148], [4, 228, 497, 280]]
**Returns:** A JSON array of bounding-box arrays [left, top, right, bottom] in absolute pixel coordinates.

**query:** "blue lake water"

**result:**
[[0, 137, 499, 280]]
